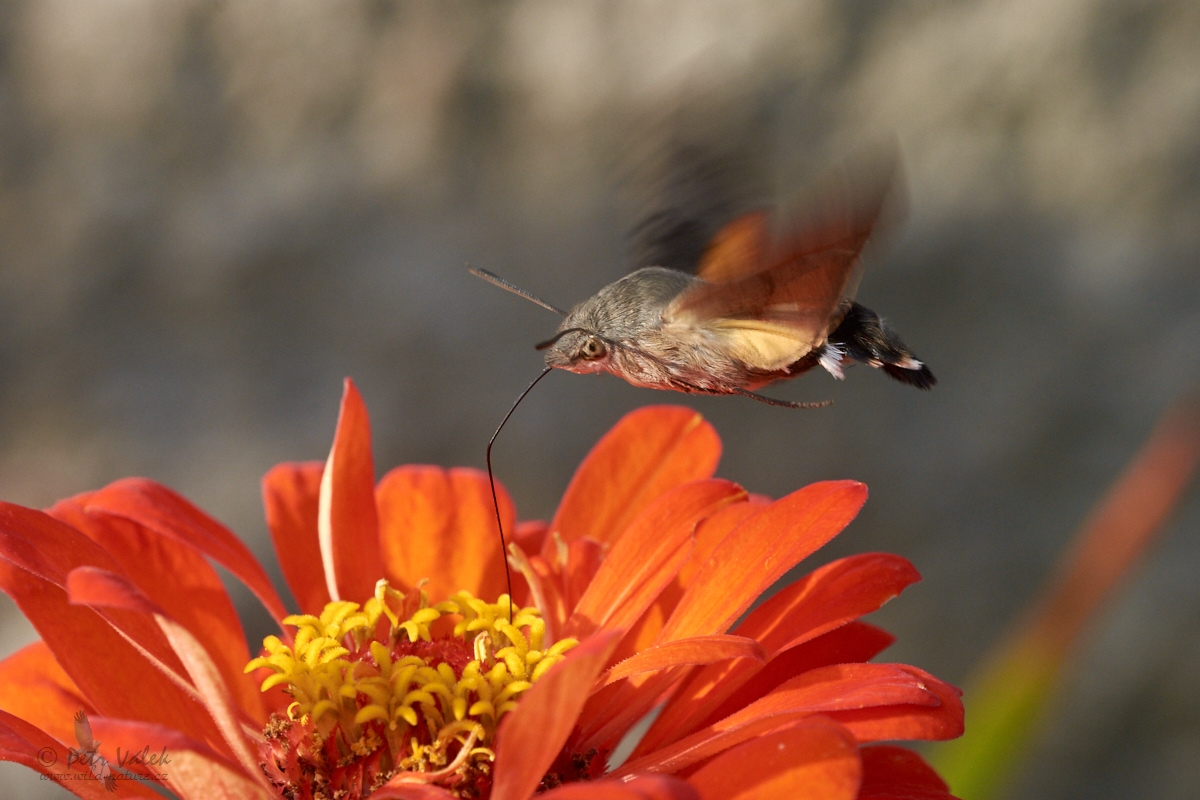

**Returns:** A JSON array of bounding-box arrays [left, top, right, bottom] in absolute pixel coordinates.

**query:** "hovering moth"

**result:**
[[472, 145, 934, 408], [472, 144, 935, 617]]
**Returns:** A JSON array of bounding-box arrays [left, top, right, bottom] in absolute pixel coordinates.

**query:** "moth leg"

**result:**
[[727, 387, 832, 409], [672, 379, 831, 410], [669, 379, 726, 396]]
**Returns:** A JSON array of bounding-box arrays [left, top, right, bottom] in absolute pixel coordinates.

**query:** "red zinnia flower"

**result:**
[[0, 379, 962, 799]]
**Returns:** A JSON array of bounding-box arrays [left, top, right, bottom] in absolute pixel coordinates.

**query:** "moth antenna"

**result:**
[[486, 367, 555, 623], [469, 266, 567, 316]]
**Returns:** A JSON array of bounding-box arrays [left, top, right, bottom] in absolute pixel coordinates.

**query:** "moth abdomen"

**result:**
[[824, 302, 937, 390]]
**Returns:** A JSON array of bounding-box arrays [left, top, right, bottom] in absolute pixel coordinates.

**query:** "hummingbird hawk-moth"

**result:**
[[471, 145, 934, 408], [473, 143, 935, 617]]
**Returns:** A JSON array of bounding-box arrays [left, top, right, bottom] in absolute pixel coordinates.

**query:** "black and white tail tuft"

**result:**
[[825, 302, 936, 389]]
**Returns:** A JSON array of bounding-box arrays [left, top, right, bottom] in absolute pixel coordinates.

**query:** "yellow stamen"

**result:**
[[245, 580, 578, 788]]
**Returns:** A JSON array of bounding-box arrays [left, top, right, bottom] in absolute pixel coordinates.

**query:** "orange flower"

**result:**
[[0, 379, 962, 799]]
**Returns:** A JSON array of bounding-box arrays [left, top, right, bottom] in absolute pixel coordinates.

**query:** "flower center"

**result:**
[[246, 580, 577, 798]]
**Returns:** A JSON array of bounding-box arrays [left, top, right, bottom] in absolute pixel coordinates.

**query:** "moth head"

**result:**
[[538, 327, 610, 373]]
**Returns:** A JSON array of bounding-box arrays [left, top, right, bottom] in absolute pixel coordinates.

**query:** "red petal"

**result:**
[[90, 717, 271, 800], [734, 554, 919, 656], [262, 461, 330, 615], [598, 635, 765, 689], [687, 717, 861, 800], [376, 466, 514, 602], [608, 599, 669, 669], [514, 520, 549, 555], [858, 745, 959, 800], [641, 555, 913, 754], [319, 378, 383, 603], [491, 631, 621, 800], [65, 567, 266, 779], [149, 616, 268, 790], [785, 621, 895, 669], [83, 478, 288, 623], [677, 499, 769, 592], [0, 504, 222, 743], [824, 666, 964, 743], [0, 709, 162, 798], [542, 774, 701, 799], [0, 641, 89, 747], [636, 622, 894, 759], [638, 552, 914, 753], [562, 537, 605, 614], [565, 480, 745, 639], [576, 665, 688, 754], [618, 663, 939, 777], [551, 407, 721, 546], [610, 499, 765, 663], [575, 635, 765, 752], [67, 566, 160, 614], [49, 495, 264, 720], [697, 623, 896, 730], [659, 482, 868, 643], [763, 663, 940, 714]]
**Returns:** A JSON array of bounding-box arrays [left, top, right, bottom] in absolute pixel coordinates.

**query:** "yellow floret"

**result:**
[[245, 580, 578, 763]]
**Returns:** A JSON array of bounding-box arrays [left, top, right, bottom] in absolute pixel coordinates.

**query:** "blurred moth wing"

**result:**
[[691, 209, 769, 284], [663, 153, 894, 372]]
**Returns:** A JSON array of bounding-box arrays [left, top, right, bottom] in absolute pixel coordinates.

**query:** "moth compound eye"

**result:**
[[579, 337, 606, 360]]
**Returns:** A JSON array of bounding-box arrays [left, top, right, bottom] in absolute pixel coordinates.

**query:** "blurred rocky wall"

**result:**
[[1, 2, 1197, 798]]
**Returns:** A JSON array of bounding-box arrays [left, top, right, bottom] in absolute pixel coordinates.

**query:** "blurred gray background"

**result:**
[[1, 2, 1198, 798]]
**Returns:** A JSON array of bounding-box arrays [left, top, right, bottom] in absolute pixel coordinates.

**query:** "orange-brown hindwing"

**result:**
[[695, 210, 770, 284], [663, 148, 899, 371]]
